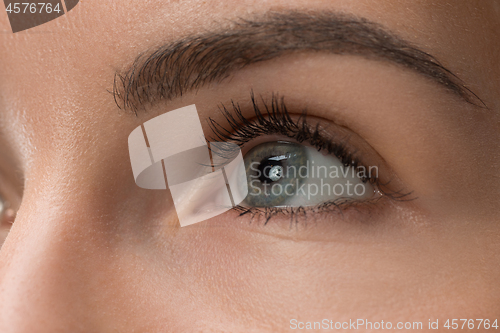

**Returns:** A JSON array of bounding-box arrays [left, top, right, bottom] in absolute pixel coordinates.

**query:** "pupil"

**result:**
[[258, 159, 284, 184]]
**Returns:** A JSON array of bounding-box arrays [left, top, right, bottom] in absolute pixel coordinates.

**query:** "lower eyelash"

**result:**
[[232, 183, 416, 227], [231, 194, 386, 227]]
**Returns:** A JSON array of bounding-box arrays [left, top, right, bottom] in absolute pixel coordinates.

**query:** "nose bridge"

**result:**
[[0, 137, 176, 332], [0, 192, 105, 332], [0, 152, 130, 332], [0, 111, 181, 331]]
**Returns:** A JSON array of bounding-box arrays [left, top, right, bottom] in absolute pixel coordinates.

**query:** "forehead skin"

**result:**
[[0, 1, 499, 332]]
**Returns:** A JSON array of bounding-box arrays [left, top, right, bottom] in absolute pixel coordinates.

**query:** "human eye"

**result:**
[[242, 140, 374, 207], [207, 92, 412, 225]]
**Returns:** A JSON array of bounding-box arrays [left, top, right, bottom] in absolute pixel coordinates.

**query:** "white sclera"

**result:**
[[282, 147, 375, 207]]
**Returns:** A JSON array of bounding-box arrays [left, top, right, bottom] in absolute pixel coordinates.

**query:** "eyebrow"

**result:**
[[113, 11, 486, 113]]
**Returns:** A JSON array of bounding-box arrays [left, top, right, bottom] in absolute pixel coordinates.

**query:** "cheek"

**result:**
[[126, 209, 500, 326]]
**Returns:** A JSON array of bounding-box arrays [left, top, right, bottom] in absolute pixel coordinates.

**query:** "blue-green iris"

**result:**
[[243, 141, 307, 207]]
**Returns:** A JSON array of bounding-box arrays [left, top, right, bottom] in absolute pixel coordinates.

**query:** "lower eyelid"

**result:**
[[234, 190, 384, 221], [217, 194, 395, 241]]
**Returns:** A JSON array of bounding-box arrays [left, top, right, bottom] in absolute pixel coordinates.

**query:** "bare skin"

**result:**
[[0, 1, 499, 332]]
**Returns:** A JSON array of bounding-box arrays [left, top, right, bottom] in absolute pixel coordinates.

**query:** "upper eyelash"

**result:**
[[207, 91, 374, 181]]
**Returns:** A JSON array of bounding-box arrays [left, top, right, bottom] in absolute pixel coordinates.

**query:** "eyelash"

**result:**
[[207, 92, 412, 225]]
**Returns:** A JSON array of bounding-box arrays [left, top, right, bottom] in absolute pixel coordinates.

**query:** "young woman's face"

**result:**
[[0, 1, 499, 332]]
